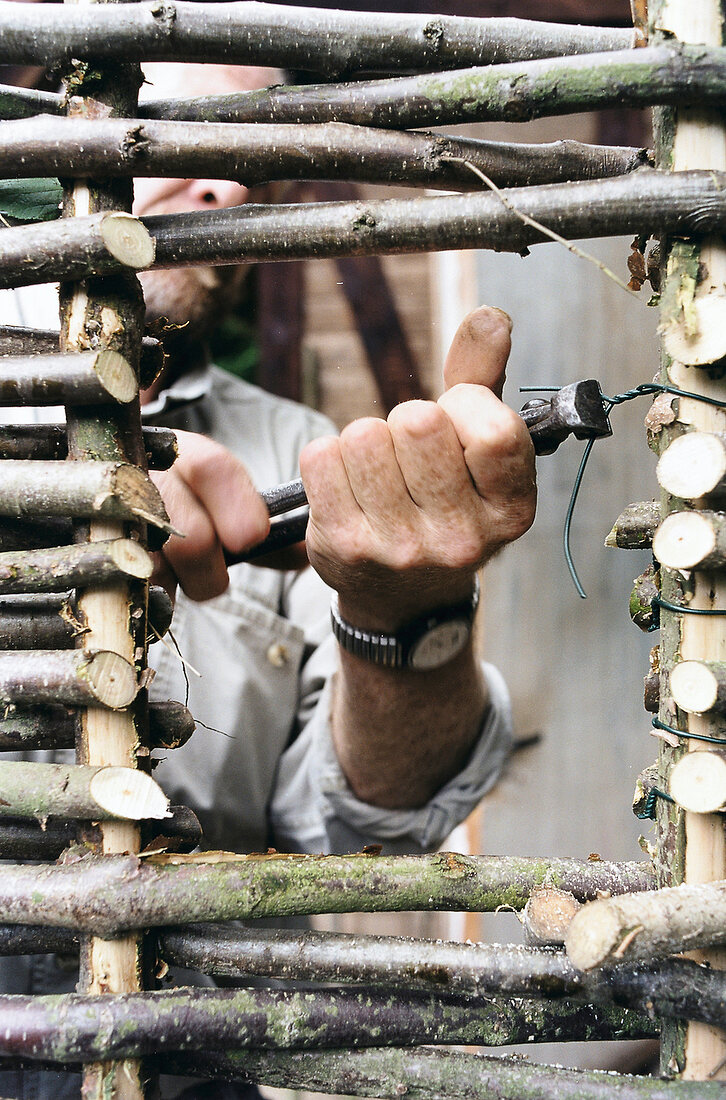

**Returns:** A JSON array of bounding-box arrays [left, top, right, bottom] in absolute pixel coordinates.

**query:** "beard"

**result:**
[[139, 263, 250, 342]]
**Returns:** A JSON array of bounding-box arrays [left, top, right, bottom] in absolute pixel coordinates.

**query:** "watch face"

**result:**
[[409, 619, 470, 670]]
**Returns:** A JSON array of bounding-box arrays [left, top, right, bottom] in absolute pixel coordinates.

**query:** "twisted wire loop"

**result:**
[[634, 784, 675, 820], [652, 716, 726, 746], [520, 381, 726, 597]]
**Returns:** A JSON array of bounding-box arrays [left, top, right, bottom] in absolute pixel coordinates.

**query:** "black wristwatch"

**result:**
[[330, 577, 480, 670]]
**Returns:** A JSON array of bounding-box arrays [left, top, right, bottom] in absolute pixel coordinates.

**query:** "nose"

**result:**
[[183, 178, 249, 211]]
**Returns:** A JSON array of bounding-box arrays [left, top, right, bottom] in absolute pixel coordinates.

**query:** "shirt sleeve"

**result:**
[[269, 570, 513, 856]]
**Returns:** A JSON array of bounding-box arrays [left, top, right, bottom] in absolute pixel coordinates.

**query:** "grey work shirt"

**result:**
[[0, 286, 512, 1098], [148, 365, 514, 857], [0, 282, 513, 853]]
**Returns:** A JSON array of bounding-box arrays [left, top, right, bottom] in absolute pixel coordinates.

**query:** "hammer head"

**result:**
[[520, 379, 612, 456]]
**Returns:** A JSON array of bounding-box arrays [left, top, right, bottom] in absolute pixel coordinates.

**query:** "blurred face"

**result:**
[[134, 63, 278, 335]]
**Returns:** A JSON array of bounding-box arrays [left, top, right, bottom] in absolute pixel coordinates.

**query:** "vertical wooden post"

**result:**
[[58, 5, 149, 1097], [653, 0, 726, 1081]]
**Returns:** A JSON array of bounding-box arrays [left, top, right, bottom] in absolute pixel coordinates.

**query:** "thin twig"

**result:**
[[442, 156, 641, 299]]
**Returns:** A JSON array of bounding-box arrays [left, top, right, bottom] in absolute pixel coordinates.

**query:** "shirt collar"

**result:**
[[141, 362, 212, 420]]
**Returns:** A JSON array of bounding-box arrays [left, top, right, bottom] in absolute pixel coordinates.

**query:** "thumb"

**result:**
[[443, 305, 512, 399]]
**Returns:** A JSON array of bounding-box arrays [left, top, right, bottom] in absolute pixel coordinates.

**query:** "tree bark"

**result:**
[[0, 423, 177, 469], [0, 699, 195, 751], [629, 564, 660, 632], [157, 1047, 726, 1099], [0, 585, 171, 650], [566, 879, 726, 970], [0, 852, 654, 937], [0, 460, 171, 530], [158, 924, 726, 1028], [0, 349, 136, 406], [0, 211, 154, 290], [0, 518, 73, 554], [140, 45, 725, 128], [0, 82, 62, 120], [0, 2, 634, 72], [144, 170, 726, 269], [0, 649, 137, 709], [651, 0, 726, 1071], [0, 924, 77, 957], [0, 539, 151, 595], [0, 325, 164, 391], [0, 761, 169, 821], [3, 172, 726, 288], [0, 985, 655, 1064], [0, 803, 200, 860], [604, 500, 660, 549], [1, 116, 650, 191], [0, 595, 77, 650]]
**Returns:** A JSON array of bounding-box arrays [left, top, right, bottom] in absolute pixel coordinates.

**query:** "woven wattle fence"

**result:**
[[0, 0, 725, 1094]]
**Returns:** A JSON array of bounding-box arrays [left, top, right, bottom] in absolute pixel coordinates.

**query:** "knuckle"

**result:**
[[388, 400, 441, 438], [387, 530, 425, 572], [339, 417, 387, 450], [487, 406, 531, 456]]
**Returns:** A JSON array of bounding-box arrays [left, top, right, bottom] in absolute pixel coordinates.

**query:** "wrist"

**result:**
[[336, 573, 479, 635]]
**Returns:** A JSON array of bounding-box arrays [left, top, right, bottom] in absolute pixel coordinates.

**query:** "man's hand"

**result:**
[[149, 431, 269, 601], [300, 305, 537, 631]]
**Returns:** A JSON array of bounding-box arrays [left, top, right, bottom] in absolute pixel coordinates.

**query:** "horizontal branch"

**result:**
[[0, 83, 62, 121], [0, 595, 77, 650], [142, 44, 726, 128], [0, 349, 135, 406], [0, 986, 654, 1064], [653, 509, 726, 570], [0, 924, 77, 957], [0, 585, 171, 650], [157, 1047, 726, 1099], [0, 803, 200, 860], [670, 660, 726, 716], [0, 538, 152, 595], [4, 171, 724, 288], [566, 879, 726, 970], [0, 852, 654, 937], [2, 117, 649, 191], [0, 648, 138, 709], [0, 697, 195, 751], [657, 431, 726, 499], [0, 1, 634, 73], [145, 170, 726, 268], [0, 210, 154, 291], [0, 517, 73, 553], [0, 761, 169, 821], [0, 460, 172, 531], [0, 324, 164, 390], [604, 501, 660, 550], [670, 752, 726, 814], [160, 923, 726, 1028], [0, 423, 177, 469]]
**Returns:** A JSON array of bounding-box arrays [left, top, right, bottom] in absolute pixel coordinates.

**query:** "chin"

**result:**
[[139, 264, 249, 335]]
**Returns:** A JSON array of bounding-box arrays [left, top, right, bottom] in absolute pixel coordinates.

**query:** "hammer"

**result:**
[[227, 378, 611, 564]]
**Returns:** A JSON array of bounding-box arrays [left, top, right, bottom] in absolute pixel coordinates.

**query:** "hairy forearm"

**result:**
[[330, 641, 489, 809]]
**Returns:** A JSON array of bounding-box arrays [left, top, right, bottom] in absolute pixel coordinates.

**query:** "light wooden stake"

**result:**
[[58, 17, 150, 1098], [654, 0, 726, 1079]]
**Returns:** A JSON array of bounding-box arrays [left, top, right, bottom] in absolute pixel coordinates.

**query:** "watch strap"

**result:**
[[330, 577, 480, 670]]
